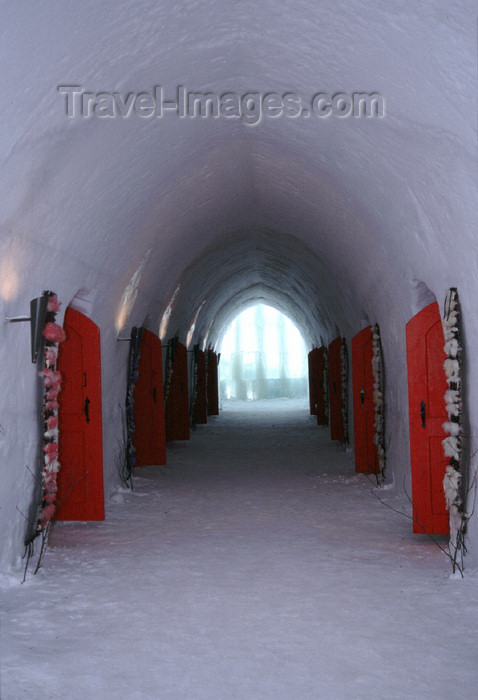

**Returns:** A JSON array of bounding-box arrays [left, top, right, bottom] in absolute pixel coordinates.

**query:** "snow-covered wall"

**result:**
[[1, 1, 477, 572]]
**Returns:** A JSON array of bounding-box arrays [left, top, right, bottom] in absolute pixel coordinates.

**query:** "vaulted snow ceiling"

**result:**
[[1, 1, 475, 352]]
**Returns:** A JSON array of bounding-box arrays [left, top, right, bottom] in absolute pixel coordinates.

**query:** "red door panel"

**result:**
[[329, 337, 344, 441], [133, 329, 166, 466], [352, 327, 379, 473], [192, 348, 207, 425], [165, 341, 190, 441], [56, 308, 104, 521], [207, 351, 219, 416], [406, 302, 449, 534]]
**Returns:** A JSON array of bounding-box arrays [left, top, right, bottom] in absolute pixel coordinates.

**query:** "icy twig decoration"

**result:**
[[191, 344, 199, 427], [441, 287, 469, 572], [323, 347, 329, 426], [371, 324, 386, 480], [163, 336, 177, 406], [123, 327, 143, 487]]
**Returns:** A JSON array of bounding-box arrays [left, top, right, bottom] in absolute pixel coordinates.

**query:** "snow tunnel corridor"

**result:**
[[2, 4, 478, 698], [3, 398, 478, 699]]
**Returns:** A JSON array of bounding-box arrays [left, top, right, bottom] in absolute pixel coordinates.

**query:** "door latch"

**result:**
[[420, 400, 426, 428], [84, 396, 90, 423]]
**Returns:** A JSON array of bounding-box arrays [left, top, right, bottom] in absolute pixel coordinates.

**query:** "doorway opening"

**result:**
[[218, 304, 308, 401]]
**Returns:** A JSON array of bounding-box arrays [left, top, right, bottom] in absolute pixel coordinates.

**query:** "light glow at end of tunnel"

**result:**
[[218, 304, 308, 401]]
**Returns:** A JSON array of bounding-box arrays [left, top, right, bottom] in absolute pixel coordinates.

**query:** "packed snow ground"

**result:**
[[2, 398, 478, 699]]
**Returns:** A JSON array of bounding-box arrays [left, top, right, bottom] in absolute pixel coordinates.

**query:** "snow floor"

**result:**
[[2, 397, 478, 699]]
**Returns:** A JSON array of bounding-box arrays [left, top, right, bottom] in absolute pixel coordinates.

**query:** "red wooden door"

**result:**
[[329, 337, 344, 441], [207, 351, 219, 416], [316, 347, 327, 426], [165, 341, 190, 441], [352, 327, 378, 473], [56, 308, 104, 521], [133, 329, 166, 466], [192, 348, 207, 425], [406, 302, 449, 534]]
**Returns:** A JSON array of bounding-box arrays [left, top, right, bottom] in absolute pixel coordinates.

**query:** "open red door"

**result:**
[[133, 329, 166, 466], [352, 327, 379, 473], [329, 337, 344, 441], [406, 302, 449, 534], [207, 350, 219, 416], [56, 307, 104, 521], [192, 347, 207, 425], [165, 341, 190, 441]]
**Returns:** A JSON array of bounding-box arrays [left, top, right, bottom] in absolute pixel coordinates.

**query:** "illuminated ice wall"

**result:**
[[219, 305, 307, 400]]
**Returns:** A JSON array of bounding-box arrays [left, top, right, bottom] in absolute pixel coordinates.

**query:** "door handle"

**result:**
[[84, 396, 90, 423], [420, 400, 426, 428], [82, 372, 87, 387], [153, 386, 157, 403], [360, 389, 365, 405]]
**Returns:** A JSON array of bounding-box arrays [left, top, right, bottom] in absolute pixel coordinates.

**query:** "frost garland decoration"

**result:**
[[340, 338, 349, 445], [122, 326, 143, 487], [163, 336, 178, 407], [191, 344, 200, 426], [24, 292, 65, 578], [371, 324, 386, 479], [441, 288, 467, 569]]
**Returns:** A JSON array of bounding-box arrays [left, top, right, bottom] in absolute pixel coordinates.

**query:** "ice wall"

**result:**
[[218, 304, 308, 400], [1, 1, 477, 572]]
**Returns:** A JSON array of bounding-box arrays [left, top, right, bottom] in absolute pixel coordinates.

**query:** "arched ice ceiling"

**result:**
[[161, 228, 350, 351], [1, 0, 476, 355]]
